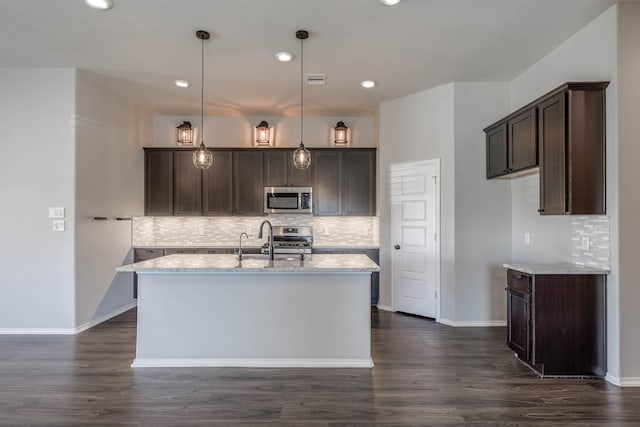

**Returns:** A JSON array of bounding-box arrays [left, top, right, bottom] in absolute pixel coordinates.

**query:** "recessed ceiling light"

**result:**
[[174, 80, 190, 88], [85, 0, 114, 10], [276, 52, 293, 62], [380, 0, 403, 5], [361, 80, 376, 89]]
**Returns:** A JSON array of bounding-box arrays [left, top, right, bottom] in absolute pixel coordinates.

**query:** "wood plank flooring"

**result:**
[[1, 308, 639, 426]]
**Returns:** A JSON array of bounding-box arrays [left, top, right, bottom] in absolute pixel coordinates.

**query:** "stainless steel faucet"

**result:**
[[237, 232, 249, 260], [258, 220, 274, 261]]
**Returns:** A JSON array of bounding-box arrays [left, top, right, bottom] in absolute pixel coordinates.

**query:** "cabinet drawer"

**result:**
[[195, 248, 235, 254], [507, 270, 531, 293], [134, 248, 164, 261], [164, 248, 197, 255]]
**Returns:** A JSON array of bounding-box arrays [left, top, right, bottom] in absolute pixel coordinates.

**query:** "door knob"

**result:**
[[394, 245, 401, 250]]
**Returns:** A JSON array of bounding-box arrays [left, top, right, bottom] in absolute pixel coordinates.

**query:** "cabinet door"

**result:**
[[233, 151, 265, 215], [507, 288, 531, 362], [508, 108, 537, 172], [144, 150, 174, 215], [538, 93, 566, 215], [342, 151, 376, 216], [313, 151, 342, 215], [203, 151, 233, 215], [173, 151, 203, 215], [485, 123, 508, 178], [264, 151, 288, 187], [288, 151, 312, 186]]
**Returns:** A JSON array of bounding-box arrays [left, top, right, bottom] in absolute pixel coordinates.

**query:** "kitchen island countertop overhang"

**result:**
[[118, 253, 379, 368]]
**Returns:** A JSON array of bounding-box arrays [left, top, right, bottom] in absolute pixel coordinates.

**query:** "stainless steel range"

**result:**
[[263, 226, 313, 260]]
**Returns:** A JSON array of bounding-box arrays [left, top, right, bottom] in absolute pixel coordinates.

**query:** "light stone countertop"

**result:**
[[503, 263, 610, 275], [118, 254, 379, 273]]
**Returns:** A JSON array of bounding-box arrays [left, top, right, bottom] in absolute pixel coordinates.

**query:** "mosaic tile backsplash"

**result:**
[[571, 216, 610, 269], [132, 215, 379, 248]]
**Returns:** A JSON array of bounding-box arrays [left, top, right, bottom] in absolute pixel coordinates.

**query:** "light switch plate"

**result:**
[[52, 220, 65, 232], [48, 207, 65, 219], [524, 233, 530, 244]]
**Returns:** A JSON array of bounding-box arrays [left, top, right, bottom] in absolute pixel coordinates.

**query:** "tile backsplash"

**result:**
[[132, 215, 379, 248], [571, 216, 610, 269]]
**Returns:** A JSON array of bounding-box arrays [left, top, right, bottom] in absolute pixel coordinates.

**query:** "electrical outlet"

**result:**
[[524, 233, 530, 244], [246, 227, 253, 236], [363, 228, 370, 236], [52, 220, 65, 232], [198, 226, 205, 236], [48, 207, 65, 219], [323, 228, 329, 236], [581, 237, 590, 251]]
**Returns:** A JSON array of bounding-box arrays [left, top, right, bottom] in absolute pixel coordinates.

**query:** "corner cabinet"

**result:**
[[485, 81, 607, 215], [506, 268, 606, 377]]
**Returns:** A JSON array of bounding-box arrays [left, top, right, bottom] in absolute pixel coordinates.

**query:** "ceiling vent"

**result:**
[[305, 74, 326, 85]]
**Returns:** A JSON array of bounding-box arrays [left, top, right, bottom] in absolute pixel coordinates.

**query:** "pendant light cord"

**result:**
[[300, 35, 304, 146], [201, 35, 205, 147]]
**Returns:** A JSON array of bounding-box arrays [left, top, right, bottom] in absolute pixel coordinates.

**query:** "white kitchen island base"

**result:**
[[130, 261, 375, 368]]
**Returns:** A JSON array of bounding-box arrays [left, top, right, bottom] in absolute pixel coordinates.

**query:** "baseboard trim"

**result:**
[[75, 301, 138, 334], [606, 374, 640, 387], [0, 327, 76, 335], [132, 358, 374, 368], [438, 318, 507, 327], [376, 304, 395, 312], [0, 302, 137, 335]]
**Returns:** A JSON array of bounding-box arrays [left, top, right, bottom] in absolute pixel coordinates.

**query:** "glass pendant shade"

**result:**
[[193, 142, 213, 169], [293, 142, 311, 169], [177, 121, 193, 145], [255, 120, 271, 146], [334, 121, 348, 145]]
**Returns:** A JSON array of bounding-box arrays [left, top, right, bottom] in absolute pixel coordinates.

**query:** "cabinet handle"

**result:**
[[538, 209, 544, 213], [394, 245, 401, 250]]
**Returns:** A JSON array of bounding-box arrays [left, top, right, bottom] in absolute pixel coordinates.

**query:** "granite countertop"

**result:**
[[118, 254, 379, 273], [503, 263, 610, 275]]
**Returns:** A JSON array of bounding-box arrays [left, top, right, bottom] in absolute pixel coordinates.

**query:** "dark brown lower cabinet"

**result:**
[[506, 269, 606, 377]]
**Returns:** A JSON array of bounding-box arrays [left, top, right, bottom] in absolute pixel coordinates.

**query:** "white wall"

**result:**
[[508, 5, 622, 380], [74, 71, 143, 328], [453, 83, 511, 323], [379, 83, 455, 314], [617, 2, 640, 382], [0, 68, 77, 331], [153, 115, 376, 148], [379, 82, 511, 323]]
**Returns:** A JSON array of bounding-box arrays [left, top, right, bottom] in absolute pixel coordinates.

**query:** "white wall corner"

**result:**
[[605, 374, 640, 388]]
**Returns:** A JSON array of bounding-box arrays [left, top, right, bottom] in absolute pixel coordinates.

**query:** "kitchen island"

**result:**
[[117, 254, 379, 368]]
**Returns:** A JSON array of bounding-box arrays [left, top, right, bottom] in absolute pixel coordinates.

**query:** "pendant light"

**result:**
[[193, 30, 213, 170], [293, 30, 311, 170]]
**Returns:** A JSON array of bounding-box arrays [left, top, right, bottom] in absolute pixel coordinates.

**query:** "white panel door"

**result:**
[[390, 160, 439, 318]]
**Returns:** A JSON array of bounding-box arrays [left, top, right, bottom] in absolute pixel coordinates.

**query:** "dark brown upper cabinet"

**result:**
[[264, 150, 312, 187], [233, 151, 265, 216], [144, 150, 174, 215], [144, 147, 376, 217], [312, 149, 376, 216], [485, 108, 537, 179], [485, 123, 508, 178], [538, 83, 607, 215], [313, 151, 343, 216], [203, 150, 233, 215], [342, 150, 376, 216], [173, 150, 203, 216]]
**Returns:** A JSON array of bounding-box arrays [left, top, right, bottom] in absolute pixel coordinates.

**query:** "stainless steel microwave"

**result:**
[[264, 187, 312, 214]]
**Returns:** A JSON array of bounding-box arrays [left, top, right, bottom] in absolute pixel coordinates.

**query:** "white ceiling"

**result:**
[[0, 0, 619, 117]]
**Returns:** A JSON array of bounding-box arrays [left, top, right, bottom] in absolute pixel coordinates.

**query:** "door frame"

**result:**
[[389, 158, 441, 320]]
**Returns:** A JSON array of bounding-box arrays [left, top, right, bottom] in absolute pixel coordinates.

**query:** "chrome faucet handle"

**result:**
[[237, 232, 249, 260]]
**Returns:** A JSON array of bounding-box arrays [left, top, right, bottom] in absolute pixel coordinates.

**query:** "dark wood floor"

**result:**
[[1, 309, 639, 426]]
